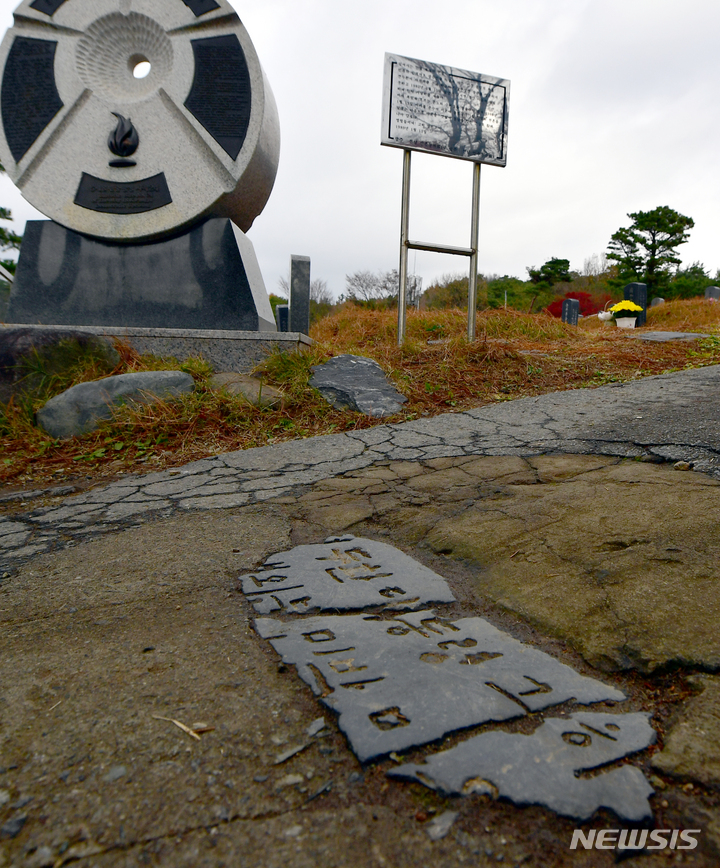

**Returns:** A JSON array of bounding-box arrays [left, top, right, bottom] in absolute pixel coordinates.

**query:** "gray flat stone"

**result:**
[[389, 711, 655, 822], [0, 532, 31, 549], [3, 545, 49, 560], [651, 674, 720, 788], [102, 501, 172, 521], [32, 505, 104, 524], [254, 609, 625, 762], [634, 331, 712, 342], [141, 476, 209, 498], [310, 355, 407, 417], [240, 536, 455, 615], [177, 493, 250, 510], [0, 520, 30, 538], [36, 371, 194, 439], [209, 373, 284, 408], [221, 433, 365, 471]]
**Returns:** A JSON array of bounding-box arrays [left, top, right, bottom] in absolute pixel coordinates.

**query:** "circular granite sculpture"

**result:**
[[0, 0, 280, 242]]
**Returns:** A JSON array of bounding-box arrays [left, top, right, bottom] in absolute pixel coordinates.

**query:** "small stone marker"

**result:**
[[650, 297, 665, 306], [623, 283, 647, 326], [561, 298, 579, 325], [310, 355, 407, 417], [290, 255, 311, 336], [389, 711, 655, 821], [705, 286, 720, 301], [275, 305, 289, 332], [240, 536, 455, 614], [254, 608, 626, 762]]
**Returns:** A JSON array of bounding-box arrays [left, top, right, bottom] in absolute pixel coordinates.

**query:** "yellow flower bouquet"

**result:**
[[609, 300, 643, 319]]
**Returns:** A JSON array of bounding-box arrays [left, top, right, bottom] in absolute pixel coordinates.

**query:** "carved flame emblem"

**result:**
[[108, 113, 139, 159]]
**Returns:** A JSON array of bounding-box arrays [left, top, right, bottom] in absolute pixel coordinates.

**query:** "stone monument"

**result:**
[[0, 0, 281, 335], [561, 297, 579, 325], [623, 283, 647, 327]]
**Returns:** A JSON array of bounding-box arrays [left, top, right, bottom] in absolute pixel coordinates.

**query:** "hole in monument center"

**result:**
[[130, 56, 151, 79]]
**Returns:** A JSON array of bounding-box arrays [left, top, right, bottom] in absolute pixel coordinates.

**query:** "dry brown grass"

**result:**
[[1, 299, 719, 489]]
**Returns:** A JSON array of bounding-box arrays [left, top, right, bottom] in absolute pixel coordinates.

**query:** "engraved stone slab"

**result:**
[[74, 172, 172, 214], [389, 711, 656, 822], [382, 53, 510, 166], [254, 610, 626, 762], [0, 0, 279, 242], [30, 0, 67, 14], [240, 536, 455, 615], [1, 36, 63, 163]]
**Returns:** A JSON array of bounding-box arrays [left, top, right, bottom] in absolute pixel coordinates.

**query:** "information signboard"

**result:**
[[381, 53, 510, 166]]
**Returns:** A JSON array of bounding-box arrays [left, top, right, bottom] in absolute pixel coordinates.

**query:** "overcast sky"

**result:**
[[1, 0, 719, 299]]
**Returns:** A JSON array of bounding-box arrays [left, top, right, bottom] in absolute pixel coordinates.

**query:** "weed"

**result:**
[[1, 300, 719, 487]]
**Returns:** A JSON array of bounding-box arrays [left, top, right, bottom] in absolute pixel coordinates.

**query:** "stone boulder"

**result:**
[[36, 371, 194, 439], [310, 355, 407, 418], [0, 328, 120, 404], [209, 372, 283, 408]]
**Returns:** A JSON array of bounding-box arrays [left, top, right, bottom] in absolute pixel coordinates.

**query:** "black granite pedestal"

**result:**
[[7, 218, 276, 332]]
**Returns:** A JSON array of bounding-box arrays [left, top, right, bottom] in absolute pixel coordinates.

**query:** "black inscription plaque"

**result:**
[[623, 282, 648, 327], [29, 0, 67, 14], [185, 35, 251, 160], [182, 0, 220, 15], [561, 298, 580, 326], [1, 37, 64, 162], [74, 173, 172, 214]]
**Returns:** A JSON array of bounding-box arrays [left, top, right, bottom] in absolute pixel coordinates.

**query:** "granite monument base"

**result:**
[[0, 323, 312, 375], [8, 218, 276, 332]]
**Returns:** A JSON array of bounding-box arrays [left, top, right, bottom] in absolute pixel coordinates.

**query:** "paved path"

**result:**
[[3, 365, 720, 572], [2, 365, 720, 867]]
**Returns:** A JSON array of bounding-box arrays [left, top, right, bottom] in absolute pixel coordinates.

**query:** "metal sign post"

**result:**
[[381, 53, 509, 345], [397, 154, 481, 344]]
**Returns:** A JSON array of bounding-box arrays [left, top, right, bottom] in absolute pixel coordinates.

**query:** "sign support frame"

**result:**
[[397, 151, 481, 345]]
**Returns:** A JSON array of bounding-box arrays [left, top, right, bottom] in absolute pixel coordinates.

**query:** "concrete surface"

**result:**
[[3, 365, 720, 866]]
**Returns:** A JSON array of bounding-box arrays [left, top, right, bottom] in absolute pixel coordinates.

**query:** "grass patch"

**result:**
[[1, 299, 719, 489]]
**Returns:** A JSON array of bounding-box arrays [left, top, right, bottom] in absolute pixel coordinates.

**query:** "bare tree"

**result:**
[[309, 278, 333, 305], [345, 270, 387, 301], [582, 253, 608, 277], [278, 276, 333, 304], [345, 269, 422, 306]]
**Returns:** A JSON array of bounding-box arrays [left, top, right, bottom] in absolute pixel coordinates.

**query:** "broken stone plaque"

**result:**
[[240, 536, 455, 614], [389, 711, 656, 822], [254, 609, 626, 762]]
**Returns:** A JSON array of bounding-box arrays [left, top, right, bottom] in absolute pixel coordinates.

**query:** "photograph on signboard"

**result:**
[[381, 53, 510, 166]]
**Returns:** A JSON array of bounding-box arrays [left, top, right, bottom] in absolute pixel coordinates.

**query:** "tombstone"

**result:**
[[275, 305, 289, 332], [705, 286, 720, 301], [290, 255, 311, 335], [623, 283, 647, 327], [561, 298, 579, 325], [650, 297, 665, 307], [0, 0, 280, 331]]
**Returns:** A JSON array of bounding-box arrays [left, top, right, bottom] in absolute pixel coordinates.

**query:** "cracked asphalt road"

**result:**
[[2, 365, 720, 867]]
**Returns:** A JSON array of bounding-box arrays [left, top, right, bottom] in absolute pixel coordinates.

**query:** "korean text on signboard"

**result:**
[[381, 53, 510, 166]]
